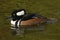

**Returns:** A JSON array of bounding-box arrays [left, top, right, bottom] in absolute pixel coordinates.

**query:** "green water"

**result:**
[[0, 0, 60, 40]]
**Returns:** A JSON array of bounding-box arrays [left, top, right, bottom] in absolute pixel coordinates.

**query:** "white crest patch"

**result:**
[[16, 10, 24, 16]]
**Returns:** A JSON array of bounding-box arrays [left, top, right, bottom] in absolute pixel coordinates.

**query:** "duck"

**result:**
[[10, 9, 48, 29]]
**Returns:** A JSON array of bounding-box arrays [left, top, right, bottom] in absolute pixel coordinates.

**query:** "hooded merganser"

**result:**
[[11, 9, 47, 28]]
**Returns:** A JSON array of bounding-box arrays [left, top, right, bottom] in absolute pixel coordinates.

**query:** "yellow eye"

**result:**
[[13, 14, 15, 16]]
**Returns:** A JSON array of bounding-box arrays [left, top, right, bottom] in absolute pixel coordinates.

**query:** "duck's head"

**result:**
[[12, 9, 26, 17], [7, 9, 26, 21]]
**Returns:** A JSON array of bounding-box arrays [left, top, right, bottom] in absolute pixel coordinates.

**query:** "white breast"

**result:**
[[11, 20, 16, 27], [11, 20, 21, 27]]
